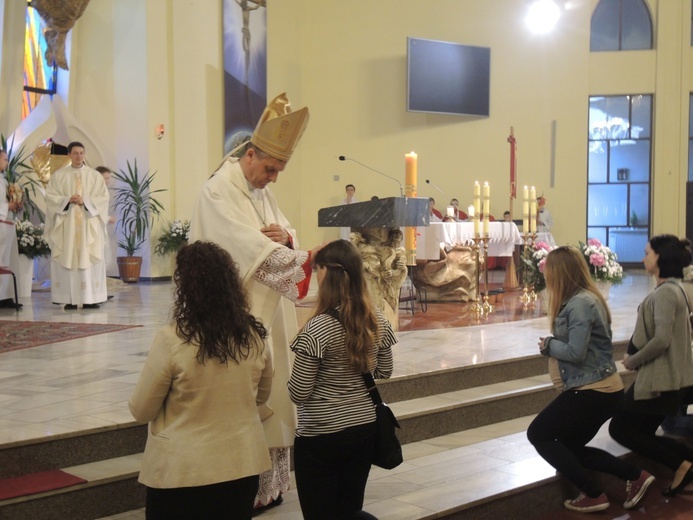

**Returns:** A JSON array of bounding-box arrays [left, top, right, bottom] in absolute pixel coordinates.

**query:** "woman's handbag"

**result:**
[[361, 371, 403, 469]]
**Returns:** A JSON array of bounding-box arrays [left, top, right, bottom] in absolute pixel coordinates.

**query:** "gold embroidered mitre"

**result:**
[[251, 93, 309, 162]]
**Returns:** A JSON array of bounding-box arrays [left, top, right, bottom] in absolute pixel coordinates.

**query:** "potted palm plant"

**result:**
[[1, 134, 44, 222], [112, 159, 166, 282]]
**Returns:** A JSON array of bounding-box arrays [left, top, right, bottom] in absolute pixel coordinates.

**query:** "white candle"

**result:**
[[468, 205, 475, 218], [483, 182, 490, 235], [522, 185, 529, 232], [529, 185, 537, 234], [447, 206, 455, 218], [473, 182, 481, 237]]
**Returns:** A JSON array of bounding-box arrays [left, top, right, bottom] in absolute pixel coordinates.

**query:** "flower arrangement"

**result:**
[[154, 219, 190, 256], [15, 220, 50, 259], [579, 238, 624, 285], [522, 241, 554, 293]]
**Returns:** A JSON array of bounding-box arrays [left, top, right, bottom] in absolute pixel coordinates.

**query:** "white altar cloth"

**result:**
[[416, 222, 523, 260]]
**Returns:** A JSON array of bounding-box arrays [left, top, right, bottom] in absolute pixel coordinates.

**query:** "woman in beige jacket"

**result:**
[[130, 241, 273, 520], [609, 235, 693, 498]]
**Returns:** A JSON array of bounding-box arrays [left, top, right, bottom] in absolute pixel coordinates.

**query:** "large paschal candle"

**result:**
[[405, 152, 418, 265]]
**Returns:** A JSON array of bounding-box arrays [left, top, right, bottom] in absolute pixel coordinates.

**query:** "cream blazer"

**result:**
[[129, 324, 273, 488]]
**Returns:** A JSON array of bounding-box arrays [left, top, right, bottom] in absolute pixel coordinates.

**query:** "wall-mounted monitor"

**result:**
[[407, 37, 491, 117]]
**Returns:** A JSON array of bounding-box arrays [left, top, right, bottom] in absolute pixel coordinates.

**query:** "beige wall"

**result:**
[[4, 0, 693, 274], [270, 0, 593, 249], [68, 0, 224, 276]]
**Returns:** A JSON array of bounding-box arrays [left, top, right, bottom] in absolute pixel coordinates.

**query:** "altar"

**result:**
[[416, 221, 523, 260]]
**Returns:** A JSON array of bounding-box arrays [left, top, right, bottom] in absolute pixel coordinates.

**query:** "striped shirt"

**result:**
[[288, 310, 396, 437]]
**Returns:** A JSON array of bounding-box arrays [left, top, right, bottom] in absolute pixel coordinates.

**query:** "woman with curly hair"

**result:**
[[527, 246, 653, 514], [288, 239, 397, 520], [129, 241, 273, 520]]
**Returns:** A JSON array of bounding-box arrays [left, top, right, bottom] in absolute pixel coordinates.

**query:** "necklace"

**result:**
[[241, 188, 267, 226]]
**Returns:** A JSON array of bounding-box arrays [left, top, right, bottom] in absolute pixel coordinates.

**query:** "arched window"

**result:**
[[23, 3, 57, 119], [590, 0, 653, 51]]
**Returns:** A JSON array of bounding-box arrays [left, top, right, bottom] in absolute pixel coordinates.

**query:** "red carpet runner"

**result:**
[[0, 470, 87, 500]]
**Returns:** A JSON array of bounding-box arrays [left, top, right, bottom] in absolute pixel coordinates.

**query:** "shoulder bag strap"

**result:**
[[664, 281, 692, 313], [361, 371, 384, 406]]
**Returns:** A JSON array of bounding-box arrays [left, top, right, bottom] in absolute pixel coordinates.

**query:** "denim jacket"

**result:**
[[542, 290, 618, 390]]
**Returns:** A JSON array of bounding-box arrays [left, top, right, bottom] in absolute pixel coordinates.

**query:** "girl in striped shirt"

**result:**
[[289, 239, 396, 520]]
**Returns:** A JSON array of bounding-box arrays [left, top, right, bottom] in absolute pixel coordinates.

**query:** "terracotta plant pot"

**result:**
[[117, 256, 143, 283]]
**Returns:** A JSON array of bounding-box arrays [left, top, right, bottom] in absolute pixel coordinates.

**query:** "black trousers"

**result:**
[[609, 384, 693, 471], [145, 475, 259, 520], [527, 388, 639, 497], [294, 422, 378, 520]]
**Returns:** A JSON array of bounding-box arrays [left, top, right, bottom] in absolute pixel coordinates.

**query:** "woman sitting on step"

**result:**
[[527, 246, 654, 514], [129, 241, 273, 520], [609, 235, 693, 498]]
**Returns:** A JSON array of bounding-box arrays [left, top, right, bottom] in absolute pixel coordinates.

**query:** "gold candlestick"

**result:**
[[470, 235, 494, 317], [520, 231, 538, 305], [469, 237, 483, 316]]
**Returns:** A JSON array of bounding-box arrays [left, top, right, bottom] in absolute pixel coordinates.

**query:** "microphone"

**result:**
[[425, 179, 446, 196], [338, 156, 404, 197]]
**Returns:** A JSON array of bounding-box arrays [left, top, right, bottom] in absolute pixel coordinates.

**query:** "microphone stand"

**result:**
[[425, 179, 446, 196], [339, 156, 404, 197]]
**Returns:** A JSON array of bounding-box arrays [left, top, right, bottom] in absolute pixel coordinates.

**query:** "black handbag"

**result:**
[[361, 371, 403, 470]]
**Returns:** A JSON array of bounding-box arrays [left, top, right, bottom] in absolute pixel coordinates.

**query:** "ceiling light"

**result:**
[[526, 0, 561, 34]]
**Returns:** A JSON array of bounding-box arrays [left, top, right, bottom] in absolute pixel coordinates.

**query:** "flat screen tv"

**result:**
[[407, 37, 491, 117]]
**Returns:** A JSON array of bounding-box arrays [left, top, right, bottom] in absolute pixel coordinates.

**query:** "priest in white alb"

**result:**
[[190, 93, 319, 512], [45, 142, 109, 310]]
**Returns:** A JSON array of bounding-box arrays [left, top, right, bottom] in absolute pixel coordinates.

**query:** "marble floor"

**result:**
[[0, 271, 653, 448]]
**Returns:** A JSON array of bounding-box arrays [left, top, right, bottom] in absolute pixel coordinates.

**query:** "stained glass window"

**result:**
[[23, 4, 57, 119]]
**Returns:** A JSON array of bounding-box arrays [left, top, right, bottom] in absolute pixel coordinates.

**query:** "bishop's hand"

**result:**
[[261, 223, 290, 246]]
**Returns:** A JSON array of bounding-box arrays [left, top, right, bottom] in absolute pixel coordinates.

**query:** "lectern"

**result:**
[[318, 196, 429, 228], [318, 197, 429, 329]]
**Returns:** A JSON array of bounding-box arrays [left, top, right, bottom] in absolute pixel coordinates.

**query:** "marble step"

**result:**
[[0, 366, 644, 520], [391, 361, 634, 445], [0, 454, 143, 520], [0, 348, 572, 480], [379, 339, 628, 404], [95, 416, 685, 520]]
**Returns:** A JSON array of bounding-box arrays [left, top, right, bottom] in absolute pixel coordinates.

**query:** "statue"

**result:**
[[352, 229, 407, 330]]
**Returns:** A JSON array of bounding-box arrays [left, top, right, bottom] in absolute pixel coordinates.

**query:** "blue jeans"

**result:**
[[294, 422, 378, 520]]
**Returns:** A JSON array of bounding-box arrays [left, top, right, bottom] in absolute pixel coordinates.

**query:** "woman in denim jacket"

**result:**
[[527, 247, 653, 514], [609, 235, 693, 497]]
